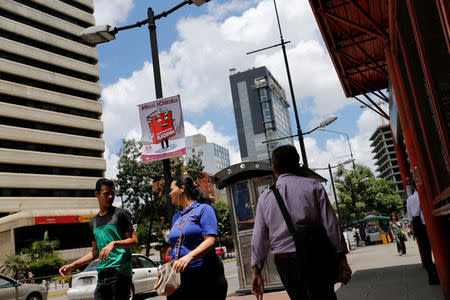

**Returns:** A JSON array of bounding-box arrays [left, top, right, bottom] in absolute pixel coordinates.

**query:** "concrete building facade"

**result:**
[[185, 134, 230, 175], [229, 66, 293, 162], [0, 0, 105, 260], [185, 134, 230, 202], [369, 125, 405, 199]]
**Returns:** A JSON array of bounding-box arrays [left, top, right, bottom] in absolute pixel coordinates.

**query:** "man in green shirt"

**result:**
[[59, 178, 138, 299]]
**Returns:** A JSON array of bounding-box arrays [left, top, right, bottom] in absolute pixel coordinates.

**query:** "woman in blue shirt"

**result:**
[[168, 175, 227, 300]]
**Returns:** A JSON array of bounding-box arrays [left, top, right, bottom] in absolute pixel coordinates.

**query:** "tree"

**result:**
[[334, 163, 404, 225], [115, 138, 206, 256], [1, 231, 66, 279], [215, 200, 232, 238], [185, 153, 205, 181], [0, 253, 30, 278]]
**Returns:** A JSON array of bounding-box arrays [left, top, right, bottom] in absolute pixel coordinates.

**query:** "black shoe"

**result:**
[[428, 275, 440, 285]]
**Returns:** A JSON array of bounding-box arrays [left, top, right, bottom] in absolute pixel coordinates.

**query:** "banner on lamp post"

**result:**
[[137, 95, 186, 163]]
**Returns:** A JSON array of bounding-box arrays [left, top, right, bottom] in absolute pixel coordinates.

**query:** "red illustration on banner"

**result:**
[[146, 110, 176, 148]]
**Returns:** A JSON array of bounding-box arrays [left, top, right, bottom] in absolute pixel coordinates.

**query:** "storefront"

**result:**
[[308, 0, 449, 296]]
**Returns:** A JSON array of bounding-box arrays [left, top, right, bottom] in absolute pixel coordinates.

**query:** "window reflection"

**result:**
[[232, 182, 254, 231]]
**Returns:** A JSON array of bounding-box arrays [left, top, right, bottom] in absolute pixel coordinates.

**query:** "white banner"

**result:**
[[137, 95, 186, 162]]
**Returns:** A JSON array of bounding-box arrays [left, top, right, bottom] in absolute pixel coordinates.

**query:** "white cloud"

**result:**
[[104, 145, 119, 179], [184, 121, 241, 165], [93, 0, 134, 26], [100, 0, 382, 179], [296, 108, 384, 186]]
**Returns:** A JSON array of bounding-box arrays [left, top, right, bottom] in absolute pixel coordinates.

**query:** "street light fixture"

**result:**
[[311, 158, 354, 226], [262, 115, 337, 144], [319, 128, 356, 171], [80, 0, 209, 221]]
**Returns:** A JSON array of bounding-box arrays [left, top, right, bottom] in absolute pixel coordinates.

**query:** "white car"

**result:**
[[0, 274, 47, 300], [67, 254, 158, 300]]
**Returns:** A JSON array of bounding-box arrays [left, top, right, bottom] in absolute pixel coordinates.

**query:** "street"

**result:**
[[50, 240, 445, 300], [49, 257, 239, 300]]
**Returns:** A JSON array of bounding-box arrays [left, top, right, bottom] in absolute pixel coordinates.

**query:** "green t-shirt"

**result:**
[[89, 207, 134, 277]]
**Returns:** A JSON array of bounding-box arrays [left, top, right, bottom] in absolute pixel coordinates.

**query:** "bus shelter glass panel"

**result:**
[[232, 182, 255, 231]]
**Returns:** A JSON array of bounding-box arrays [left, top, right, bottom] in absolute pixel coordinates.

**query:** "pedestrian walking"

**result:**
[[17, 272, 26, 283], [406, 186, 440, 285], [390, 214, 406, 255], [251, 145, 352, 300], [353, 229, 361, 247], [59, 178, 138, 300], [27, 271, 35, 284], [167, 175, 227, 300]]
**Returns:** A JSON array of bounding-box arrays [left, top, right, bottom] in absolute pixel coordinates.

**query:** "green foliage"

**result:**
[[115, 138, 206, 256], [0, 253, 30, 278], [185, 153, 205, 181], [50, 274, 73, 283], [29, 256, 68, 278], [334, 163, 404, 225], [215, 201, 232, 238]]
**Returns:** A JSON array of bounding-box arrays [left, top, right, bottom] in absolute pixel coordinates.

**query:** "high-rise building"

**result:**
[[0, 0, 105, 259], [185, 134, 230, 175], [229, 66, 293, 162], [369, 125, 405, 199]]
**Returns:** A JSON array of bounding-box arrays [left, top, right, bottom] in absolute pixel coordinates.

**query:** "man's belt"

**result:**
[[274, 252, 297, 259]]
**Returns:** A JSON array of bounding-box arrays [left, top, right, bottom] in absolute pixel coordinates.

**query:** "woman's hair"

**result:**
[[173, 175, 214, 207], [390, 214, 399, 221]]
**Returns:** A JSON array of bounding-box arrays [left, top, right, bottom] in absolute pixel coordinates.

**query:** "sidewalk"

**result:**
[[227, 239, 444, 300]]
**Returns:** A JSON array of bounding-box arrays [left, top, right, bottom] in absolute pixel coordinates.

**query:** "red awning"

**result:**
[[308, 0, 389, 100]]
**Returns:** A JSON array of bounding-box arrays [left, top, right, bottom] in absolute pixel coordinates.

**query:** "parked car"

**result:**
[[0, 274, 47, 300], [67, 254, 158, 300]]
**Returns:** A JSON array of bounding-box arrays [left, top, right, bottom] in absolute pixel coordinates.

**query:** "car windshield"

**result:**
[[84, 260, 100, 272]]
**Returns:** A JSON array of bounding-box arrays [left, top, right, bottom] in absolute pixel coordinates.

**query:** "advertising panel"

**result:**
[[34, 215, 94, 225], [137, 95, 186, 162]]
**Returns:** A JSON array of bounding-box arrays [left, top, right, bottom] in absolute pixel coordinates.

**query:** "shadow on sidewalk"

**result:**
[[337, 263, 444, 300]]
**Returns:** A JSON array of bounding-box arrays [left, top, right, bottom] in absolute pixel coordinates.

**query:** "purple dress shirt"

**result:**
[[251, 173, 347, 268]]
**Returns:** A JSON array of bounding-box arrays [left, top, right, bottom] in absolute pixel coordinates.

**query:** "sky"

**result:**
[[92, 0, 387, 185]]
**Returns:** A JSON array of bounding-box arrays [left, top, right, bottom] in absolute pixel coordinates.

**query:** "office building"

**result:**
[[369, 125, 405, 199], [0, 0, 105, 260], [229, 66, 293, 162], [185, 134, 230, 175]]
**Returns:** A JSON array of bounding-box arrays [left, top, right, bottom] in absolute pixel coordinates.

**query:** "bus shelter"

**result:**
[[213, 162, 327, 294], [213, 162, 280, 295]]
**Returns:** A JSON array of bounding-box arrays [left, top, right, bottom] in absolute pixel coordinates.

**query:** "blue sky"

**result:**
[[92, 0, 387, 185]]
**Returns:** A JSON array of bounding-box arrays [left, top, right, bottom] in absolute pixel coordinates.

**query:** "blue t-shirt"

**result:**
[[169, 201, 217, 268]]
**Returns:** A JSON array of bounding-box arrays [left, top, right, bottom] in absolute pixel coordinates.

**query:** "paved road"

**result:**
[[49, 257, 239, 300]]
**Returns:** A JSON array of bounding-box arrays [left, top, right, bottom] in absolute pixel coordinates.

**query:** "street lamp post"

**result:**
[[80, 0, 210, 221], [262, 115, 337, 144], [319, 128, 356, 171], [320, 128, 359, 218], [312, 158, 355, 225], [247, 0, 310, 167], [328, 163, 341, 223]]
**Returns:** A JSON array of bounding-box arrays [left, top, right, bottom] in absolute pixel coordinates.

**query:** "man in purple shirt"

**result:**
[[251, 145, 352, 300]]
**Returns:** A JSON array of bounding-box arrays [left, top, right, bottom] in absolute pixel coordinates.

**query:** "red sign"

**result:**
[[35, 215, 93, 225], [147, 111, 176, 144]]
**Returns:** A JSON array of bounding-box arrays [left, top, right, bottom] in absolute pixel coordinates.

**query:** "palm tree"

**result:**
[[0, 253, 30, 278]]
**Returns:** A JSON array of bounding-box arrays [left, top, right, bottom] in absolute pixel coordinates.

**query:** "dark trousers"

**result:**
[[412, 219, 438, 280], [167, 255, 227, 300], [274, 256, 336, 300], [94, 268, 132, 300], [395, 234, 406, 254]]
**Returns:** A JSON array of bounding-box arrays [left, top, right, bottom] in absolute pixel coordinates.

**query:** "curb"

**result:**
[[48, 290, 67, 299]]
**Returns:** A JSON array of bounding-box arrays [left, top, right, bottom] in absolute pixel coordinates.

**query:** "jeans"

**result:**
[[412, 218, 439, 281], [167, 254, 227, 300], [395, 234, 406, 254], [94, 268, 132, 300], [274, 256, 336, 300]]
